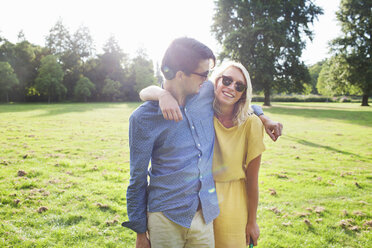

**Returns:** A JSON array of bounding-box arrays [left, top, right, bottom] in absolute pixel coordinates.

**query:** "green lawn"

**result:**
[[0, 102, 371, 247]]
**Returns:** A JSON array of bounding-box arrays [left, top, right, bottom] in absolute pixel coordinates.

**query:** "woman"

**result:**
[[140, 61, 266, 247], [210, 61, 264, 247]]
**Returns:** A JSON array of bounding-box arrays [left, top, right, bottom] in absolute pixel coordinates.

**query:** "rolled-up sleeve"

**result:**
[[122, 115, 154, 233], [251, 104, 264, 116]]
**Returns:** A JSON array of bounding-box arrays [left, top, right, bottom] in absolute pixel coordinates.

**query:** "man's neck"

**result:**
[[163, 80, 187, 106]]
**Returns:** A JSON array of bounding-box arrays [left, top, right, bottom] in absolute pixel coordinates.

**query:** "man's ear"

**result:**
[[175, 71, 185, 81]]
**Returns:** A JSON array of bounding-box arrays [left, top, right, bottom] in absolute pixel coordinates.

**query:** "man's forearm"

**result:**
[[258, 114, 270, 125], [122, 116, 153, 233]]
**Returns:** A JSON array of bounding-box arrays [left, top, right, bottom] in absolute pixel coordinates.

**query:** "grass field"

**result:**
[[0, 102, 371, 247]]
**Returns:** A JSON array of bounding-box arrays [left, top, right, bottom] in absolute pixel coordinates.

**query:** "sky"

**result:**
[[0, 0, 341, 66]]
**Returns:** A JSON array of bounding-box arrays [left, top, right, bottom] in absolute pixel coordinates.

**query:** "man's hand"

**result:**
[[136, 232, 150, 248], [259, 115, 283, 141], [159, 91, 182, 122]]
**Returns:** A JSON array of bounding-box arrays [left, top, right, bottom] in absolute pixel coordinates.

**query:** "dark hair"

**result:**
[[161, 37, 216, 80]]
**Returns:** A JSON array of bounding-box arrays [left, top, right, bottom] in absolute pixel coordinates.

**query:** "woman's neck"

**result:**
[[216, 103, 235, 128]]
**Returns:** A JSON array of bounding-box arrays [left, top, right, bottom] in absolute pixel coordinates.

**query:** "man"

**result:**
[[122, 37, 282, 248]]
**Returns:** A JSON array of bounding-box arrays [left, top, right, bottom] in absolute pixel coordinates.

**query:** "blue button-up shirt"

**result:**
[[122, 81, 219, 233]]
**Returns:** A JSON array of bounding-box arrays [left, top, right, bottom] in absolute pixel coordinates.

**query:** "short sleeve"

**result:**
[[245, 115, 266, 166]]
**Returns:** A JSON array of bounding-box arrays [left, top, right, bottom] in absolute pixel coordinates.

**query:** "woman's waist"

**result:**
[[214, 177, 245, 183], [213, 168, 246, 182]]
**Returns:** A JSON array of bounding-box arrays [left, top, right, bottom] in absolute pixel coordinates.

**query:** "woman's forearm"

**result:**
[[246, 177, 259, 223], [139, 85, 167, 101], [246, 155, 261, 224], [139, 85, 182, 121]]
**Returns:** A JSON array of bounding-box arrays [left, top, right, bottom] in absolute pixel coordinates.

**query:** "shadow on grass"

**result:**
[[261, 105, 372, 128], [47, 214, 86, 227], [284, 135, 370, 162], [0, 102, 141, 117]]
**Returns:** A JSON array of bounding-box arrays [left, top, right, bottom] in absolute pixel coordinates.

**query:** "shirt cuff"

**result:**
[[121, 217, 147, 233], [251, 104, 264, 116]]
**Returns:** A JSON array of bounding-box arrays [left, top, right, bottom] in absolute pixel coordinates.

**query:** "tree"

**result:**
[[317, 55, 361, 96], [155, 62, 164, 86], [131, 48, 156, 93], [0, 62, 19, 102], [83, 57, 105, 100], [331, 0, 372, 106], [89, 35, 129, 101], [102, 78, 121, 101], [308, 60, 325, 94], [0, 40, 16, 67], [0, 38, 50, 102], [100, 35, 128, 82], [212, 0, 323, 105], [74, 76, 95, 102], [17, 30, 26, 42], [83, 36, 128, 101], [35, 55, 65, 103], [317, 59, 332, 96], [64, 25, 94, 83], [46, 20, 95, 99], [71, 25, 94, 62], [45, 19, 71, 57], [13, 41, 38, 101], [25, 44, 51, 101]]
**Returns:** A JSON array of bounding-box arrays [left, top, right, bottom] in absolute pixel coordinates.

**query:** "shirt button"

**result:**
[[197, 144, 201, 147], [198, 153, 201, 157], [185, 108, 187, 112], [200, 175, 203, 179], [192, 125, 195, 129]]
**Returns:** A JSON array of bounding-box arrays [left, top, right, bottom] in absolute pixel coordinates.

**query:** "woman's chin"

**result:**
[[217, 97, 235, 107]]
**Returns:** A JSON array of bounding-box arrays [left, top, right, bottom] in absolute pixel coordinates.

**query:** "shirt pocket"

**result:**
[[199, 119, 214, 143]]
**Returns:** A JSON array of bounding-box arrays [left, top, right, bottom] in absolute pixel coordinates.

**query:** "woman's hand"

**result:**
[[159, 91, 182, 122], [246, 221, 260, 246]]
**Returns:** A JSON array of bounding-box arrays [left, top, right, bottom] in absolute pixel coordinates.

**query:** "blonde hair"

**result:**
[[211, 60, 253, 126]]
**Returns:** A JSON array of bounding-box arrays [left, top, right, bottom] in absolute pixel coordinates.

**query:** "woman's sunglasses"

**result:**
[[220, 75, 247, 92]]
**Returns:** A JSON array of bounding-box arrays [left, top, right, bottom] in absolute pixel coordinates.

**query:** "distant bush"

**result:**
[[252, 95, 335, 102], [251, 95, 371, 103]]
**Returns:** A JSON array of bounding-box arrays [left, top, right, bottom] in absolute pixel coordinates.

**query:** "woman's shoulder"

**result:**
[[244, 114, 263, 126], [241, 114, 265, 145], [241, 114, 264, 133]]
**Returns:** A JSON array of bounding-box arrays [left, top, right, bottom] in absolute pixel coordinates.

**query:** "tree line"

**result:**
[[1, 0, 370, 106], [0, 19, 161, 103]]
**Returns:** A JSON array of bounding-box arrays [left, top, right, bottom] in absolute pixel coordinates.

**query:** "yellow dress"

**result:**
[[213, 115, 265, 248]]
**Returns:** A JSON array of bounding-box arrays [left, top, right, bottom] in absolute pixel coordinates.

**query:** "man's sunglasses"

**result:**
[[191, 70, 210, 80], [220, 75, 247, 92]]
